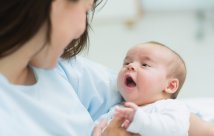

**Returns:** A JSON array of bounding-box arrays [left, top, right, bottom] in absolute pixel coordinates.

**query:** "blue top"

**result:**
[[0, 56, 122, 136]]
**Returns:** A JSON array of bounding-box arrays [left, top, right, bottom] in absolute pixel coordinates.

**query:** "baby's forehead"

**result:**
[[128, 43, 178, 64], [128, 43, 170, 55], [130, 43, 161, 51]]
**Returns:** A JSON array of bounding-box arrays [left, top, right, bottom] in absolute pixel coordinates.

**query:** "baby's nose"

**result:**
[[127, 63, 136, 71]]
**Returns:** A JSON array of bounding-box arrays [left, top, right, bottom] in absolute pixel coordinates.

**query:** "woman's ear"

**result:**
[[164, 78, 179, 94]]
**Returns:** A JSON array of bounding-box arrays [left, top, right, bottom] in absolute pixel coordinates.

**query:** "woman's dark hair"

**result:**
[[0, 0, 102, 59]]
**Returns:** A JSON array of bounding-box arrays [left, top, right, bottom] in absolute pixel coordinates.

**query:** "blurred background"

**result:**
[[82, 0, 214, 98]]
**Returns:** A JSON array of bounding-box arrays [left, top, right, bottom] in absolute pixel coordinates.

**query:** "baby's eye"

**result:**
[[123, 62, 130, 66], [141, 63, 150, 67]]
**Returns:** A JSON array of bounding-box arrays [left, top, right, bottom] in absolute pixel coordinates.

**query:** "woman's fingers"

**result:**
[[110, 115, 125, 128], [121, 119, 130, 129], [92, 119, 108, 136], [102, 116, 140, 136]]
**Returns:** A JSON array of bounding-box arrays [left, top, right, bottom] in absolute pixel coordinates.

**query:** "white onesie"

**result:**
[[98, 99, 190, 136]]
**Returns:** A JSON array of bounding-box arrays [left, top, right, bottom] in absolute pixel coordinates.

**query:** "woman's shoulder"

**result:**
[[57, 56, 121, 120]]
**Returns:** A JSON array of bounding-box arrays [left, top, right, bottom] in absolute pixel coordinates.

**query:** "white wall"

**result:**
[[141, 0, 214, 11], [82, 0, 214, 98]]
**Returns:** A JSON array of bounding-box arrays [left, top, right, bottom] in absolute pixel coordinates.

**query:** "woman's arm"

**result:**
[[189, 113, 214, 136]]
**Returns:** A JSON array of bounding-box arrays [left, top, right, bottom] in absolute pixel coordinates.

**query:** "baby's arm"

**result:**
[[116, 100, 190, 136]]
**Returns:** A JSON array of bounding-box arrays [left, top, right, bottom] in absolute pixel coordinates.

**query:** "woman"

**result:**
[[0, 0, 131, 135], [0, 0, 213, 136]]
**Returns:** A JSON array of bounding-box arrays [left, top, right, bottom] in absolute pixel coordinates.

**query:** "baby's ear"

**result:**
[[164, 78, 179, 94]]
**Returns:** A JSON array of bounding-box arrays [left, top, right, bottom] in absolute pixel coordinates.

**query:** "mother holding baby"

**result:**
[[0, 0, 213, 135]]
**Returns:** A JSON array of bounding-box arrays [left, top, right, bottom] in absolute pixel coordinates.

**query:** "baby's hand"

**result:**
[[114, 102, 138, 129]]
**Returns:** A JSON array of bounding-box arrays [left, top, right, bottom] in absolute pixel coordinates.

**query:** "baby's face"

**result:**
[[117, 43, 173, 106]]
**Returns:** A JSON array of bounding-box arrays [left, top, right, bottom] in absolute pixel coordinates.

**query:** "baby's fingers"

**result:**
[[124, 102, 138, 110], [114, 106, 135, 121]]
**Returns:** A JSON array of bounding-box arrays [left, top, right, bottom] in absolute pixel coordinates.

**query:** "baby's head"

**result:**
[[117, 41, 186, 106]]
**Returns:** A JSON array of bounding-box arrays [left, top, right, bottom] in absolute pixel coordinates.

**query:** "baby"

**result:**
[[94, 41, 189, 136]]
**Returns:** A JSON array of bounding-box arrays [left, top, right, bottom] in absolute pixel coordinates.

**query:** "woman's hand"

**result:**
[[94, 116, 140, 136], [189, 113, 214, 136], [92, 119, 108, 136]]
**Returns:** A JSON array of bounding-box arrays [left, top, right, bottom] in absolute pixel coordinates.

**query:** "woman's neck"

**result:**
[[0, 23, 47, 85], [0, 54, 36, 85]]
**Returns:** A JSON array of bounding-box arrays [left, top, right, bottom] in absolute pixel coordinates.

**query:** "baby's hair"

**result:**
[[147, 41, 187, 99]]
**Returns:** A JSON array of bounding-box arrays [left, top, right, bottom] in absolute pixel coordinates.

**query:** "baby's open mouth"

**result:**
[[125, 76, 136, 87]]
